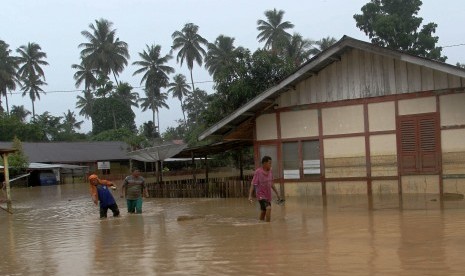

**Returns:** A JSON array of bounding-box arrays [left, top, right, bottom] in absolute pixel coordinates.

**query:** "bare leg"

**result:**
[[265, 207, 271, 222], [259, 210, 266, 221]]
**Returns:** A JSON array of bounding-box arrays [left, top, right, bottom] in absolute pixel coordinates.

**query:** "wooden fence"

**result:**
[[147, 175, 253, 198]]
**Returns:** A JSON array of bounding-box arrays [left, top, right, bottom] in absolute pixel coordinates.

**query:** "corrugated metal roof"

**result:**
[[0, 141, 131, 163], [198, 35, 465, 141], [127, 142, 187, 162]]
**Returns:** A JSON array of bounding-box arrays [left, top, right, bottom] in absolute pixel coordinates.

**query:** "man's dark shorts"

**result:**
[[259, 199, 271, 211]]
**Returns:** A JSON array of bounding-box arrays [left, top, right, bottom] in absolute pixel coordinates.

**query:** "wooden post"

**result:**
[[205, 155, 209, 184], [239, 149, 244, 181], [2, 153, 12, 213]]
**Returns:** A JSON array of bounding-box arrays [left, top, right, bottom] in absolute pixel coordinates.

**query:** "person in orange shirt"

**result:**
[[89, 174, 120, 218]]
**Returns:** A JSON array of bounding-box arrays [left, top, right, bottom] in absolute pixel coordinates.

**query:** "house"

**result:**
[[199, 36, 465, 197], [0, 141, 132, 182]]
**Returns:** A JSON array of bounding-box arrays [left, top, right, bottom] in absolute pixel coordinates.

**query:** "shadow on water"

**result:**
[[1, 184, 465, 275]]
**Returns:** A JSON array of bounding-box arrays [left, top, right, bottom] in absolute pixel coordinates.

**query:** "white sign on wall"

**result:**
[[97, 161, 111, 170]]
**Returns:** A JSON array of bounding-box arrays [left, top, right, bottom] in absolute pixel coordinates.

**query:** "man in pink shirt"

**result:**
[[248, 156, 281, 222]]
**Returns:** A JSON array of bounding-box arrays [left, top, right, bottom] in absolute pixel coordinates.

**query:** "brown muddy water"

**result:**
[[1, 184, 465, 276]]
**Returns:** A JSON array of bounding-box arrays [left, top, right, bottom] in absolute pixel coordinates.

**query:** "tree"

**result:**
[[79, 18, 129, 84], [205, 35, 245, 81], [140, 121, 158, 139], [0, 40, 19, 114], [114, 82, 139, 108], [91, 96, 136, 134], [71, 61, 98, 92], [308, 36, 338, 56], [204, 49, 295, 125], [167, 74, 191, 123], [16, 42, 48, 117], [151, 89, 169, 133], [132, 44, 174, 91], [139, 83, 170, 133], [171, 23, 208, 90], [457, 63, 465, 69], [184, 88, 209, 125], [7, 137, 29, 176], [31, 111, 63, 141], [0, 112, 44, 141], [62, 109, 83, 132], [354, 0, 446, 61], [16, 42, 48, 79], [10, 105, 31, 122], [284, 33, 314, 66], [257, 8, 294, 53], [20, 73, 47, 117], [75, 90, 94, 119]]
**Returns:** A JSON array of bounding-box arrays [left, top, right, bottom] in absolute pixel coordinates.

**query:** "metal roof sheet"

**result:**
[[0, 141, 131, 163]]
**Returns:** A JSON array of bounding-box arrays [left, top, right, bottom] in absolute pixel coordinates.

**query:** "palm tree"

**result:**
[[79, 18, 129, 85], [20, 73, 47, 117], [257, 8, 294, 53], [76, 90, 94, 119], [16, 42, 48, 79], [309, 36, 338, 56], [71, 61, 98, 92], [139, 88, 169, 132], [132, 44, 174, 92], [167, 74, 191, 123], [10, 105, 31, 122], [114, 82, 139, 108], [16, 42, 48, 117], [0, 40, 19, 114], [62, 109, 83, 132], [205, 35, 244, 80], [171, 23, 208, 90], [285, 33, 314, 66]]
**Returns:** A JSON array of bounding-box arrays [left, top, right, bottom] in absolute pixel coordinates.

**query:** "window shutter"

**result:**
[[398, 114, 439, 174], [418, 117, 438, 172], [399, 119, 418, 172]]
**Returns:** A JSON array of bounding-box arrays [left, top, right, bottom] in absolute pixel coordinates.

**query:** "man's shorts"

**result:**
[[259, 199, 271, 211]]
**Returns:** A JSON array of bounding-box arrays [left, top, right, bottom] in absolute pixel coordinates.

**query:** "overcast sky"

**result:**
[[1, 0, 464, 134]]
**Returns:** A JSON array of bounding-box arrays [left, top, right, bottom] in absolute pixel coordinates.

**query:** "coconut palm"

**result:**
[[20, 73, 46, 117], [309, 36, 338, 56], [257, 8, 294, 53], [71, 61, 98, 92], [132, 44, 174, 91], [76, 90, 94, 119], [0, 40, 19, 114], [167, 74, 191, 123], [10, 105, 31, 122], [205, 35, 244, 80], [16, 42, 48, 79], [62, 109, 84, 132], [285, 33, 314, 66], [139, 88, 169, 133], [171, 23, 208, 90], [114, 82, 139, 108], [79, 18, 129, 85], [16, 42, 48, 117]]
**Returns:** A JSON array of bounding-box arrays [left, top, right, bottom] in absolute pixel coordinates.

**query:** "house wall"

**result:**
[[256, 113, 277, 140], [439, 93, 465, 193], [280, 109, 318, 138], [256, 90, 465, 196], [277, 49, 464, 108]]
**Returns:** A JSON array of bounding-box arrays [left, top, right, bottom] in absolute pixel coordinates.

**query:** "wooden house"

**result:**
[[199, 36, 465, 196]]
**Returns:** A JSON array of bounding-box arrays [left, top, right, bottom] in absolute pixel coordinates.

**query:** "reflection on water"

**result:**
[[1, 184, 465, 275]]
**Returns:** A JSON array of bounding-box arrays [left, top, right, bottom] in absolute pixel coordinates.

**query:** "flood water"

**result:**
[[1, 183, 465, 275]]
